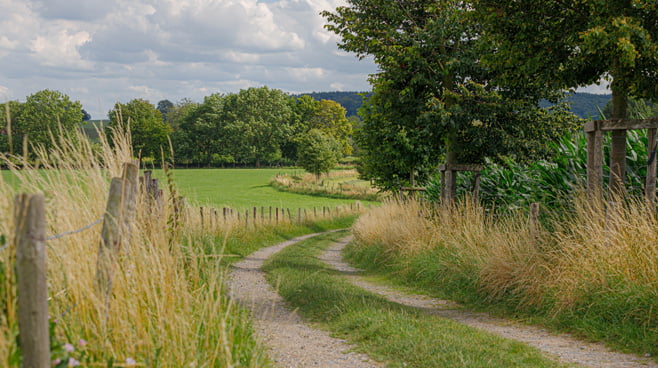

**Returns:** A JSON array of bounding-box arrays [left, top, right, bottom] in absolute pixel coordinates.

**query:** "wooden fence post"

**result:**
[[120, 162, 139, 249], [97, 177, 124, 296], [97, 162, 138, 297], [586, 122, 603, 200], [15, 193, 50, 367], [646, 128, 657, 208], [528, 202, 540, 237]]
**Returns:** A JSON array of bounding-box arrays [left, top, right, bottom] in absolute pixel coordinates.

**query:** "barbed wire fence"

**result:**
[[8, 161, 141, 366]]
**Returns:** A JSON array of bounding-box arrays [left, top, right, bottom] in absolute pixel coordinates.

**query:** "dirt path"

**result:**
[[319, 236, 658, 368], [226, 231, 382, 368]]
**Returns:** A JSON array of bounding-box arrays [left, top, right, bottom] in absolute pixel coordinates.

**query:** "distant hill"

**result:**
[[545, 93, 612, 119], [294, 91, 370, 117], [299, 91, 611, 120]]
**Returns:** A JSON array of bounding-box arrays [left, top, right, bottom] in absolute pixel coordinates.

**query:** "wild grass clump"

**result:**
[[0, 127, 268, 366], [350, 197, 658, 356], [271, 169, 382, 201]]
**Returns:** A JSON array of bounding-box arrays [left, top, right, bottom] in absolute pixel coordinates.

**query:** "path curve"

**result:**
[[226, 231, 382, 368], [319, 236, 658, 368]]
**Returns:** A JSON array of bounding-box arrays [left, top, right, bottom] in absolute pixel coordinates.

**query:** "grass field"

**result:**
[[150, 168, 378, 211]]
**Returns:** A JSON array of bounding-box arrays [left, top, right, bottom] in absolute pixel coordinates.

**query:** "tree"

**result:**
[[297, 129, 341, 180], [174, 94, 227, 166], [291, 95, 354, 158], [0, 101, 23, 155], [221, 87, 294, 167], [107, 99, 172, 160], [12, 90, 84, 154], [157, 99, 174, 122], [309, 100, 353, 155], [81, 109, 92, 121], [324, 0, 577, 192], [473, 0, 658, 194]]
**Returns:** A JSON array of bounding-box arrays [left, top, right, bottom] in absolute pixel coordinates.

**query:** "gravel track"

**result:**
[[319, 236, 658, 368], [226, 231, 382, 368]]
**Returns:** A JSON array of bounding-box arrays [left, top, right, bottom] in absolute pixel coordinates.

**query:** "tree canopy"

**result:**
[[107, 99, 172, 160], [473, 0, 658, 194], [324, 0, 579, 192], [2, 90, 84, 156], [297, 129, 342, 180]]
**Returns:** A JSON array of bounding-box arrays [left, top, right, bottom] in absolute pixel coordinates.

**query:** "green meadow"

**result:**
[[138, 168, 377, 211], [2, 167, 378, 211]]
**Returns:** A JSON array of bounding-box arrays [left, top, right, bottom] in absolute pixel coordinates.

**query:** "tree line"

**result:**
[[0, 87, 354, 174]]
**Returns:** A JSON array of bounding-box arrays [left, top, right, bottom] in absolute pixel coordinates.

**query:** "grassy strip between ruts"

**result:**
[[261, 231, 573, 368]]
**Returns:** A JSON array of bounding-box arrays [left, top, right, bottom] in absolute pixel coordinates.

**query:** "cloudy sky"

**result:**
[[0, 0, 377, 119]]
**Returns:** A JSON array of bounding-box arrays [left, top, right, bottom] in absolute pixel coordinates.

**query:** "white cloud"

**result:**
[[31, 27, 92, 69], [0, 0, 375, 118], [0, 85, 10, 98]]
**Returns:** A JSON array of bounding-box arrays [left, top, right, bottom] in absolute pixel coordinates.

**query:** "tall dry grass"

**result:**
[[352, 196, 658, 346], [0, 126, 267, 366], [271, 169, 381, 201]]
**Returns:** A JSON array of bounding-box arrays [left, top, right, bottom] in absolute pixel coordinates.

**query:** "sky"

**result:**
[[0, 0, 377, 119]]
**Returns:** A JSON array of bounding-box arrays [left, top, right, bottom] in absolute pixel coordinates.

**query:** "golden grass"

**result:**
[[271, 169, 381, 200], [0, 126, 267, 366], [353, 196, 658, 312]]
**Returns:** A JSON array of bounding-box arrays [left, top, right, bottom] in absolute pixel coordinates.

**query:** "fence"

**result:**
[[197, 202, 362, 230], [8, 162, 365, 364], [10, 161, 186, 365]]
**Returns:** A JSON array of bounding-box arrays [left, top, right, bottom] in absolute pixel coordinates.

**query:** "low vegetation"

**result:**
[[270, 169, 382, 201], [348, 198, 658, 358], [263, 231, 570, 368]]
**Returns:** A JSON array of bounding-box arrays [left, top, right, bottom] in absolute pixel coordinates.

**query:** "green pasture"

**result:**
[[1, 167, 378, 211], [151, 168, 378, 211]]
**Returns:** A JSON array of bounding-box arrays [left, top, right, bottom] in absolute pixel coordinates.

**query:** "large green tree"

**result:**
[[173, 94, 227, 166], [11, 90, 84, 154], [324, 0, 577, 192], [221, 87, 294, 167], [309, 100, 353, 155], [473, 0, 658, 194], [107, 99, 172, 160], [292, 96, 354, 156]]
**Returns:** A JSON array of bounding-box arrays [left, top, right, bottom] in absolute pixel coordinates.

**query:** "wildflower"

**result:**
[[52, 358, 61, 366], [78, 339, 87, 347], [68, 358, 80, 367], [126, 357, 137, 365], [63, 343, 75, 353]]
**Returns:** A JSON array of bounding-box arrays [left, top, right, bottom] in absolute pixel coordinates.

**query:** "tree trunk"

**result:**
[[609, 87, 628, 196]]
